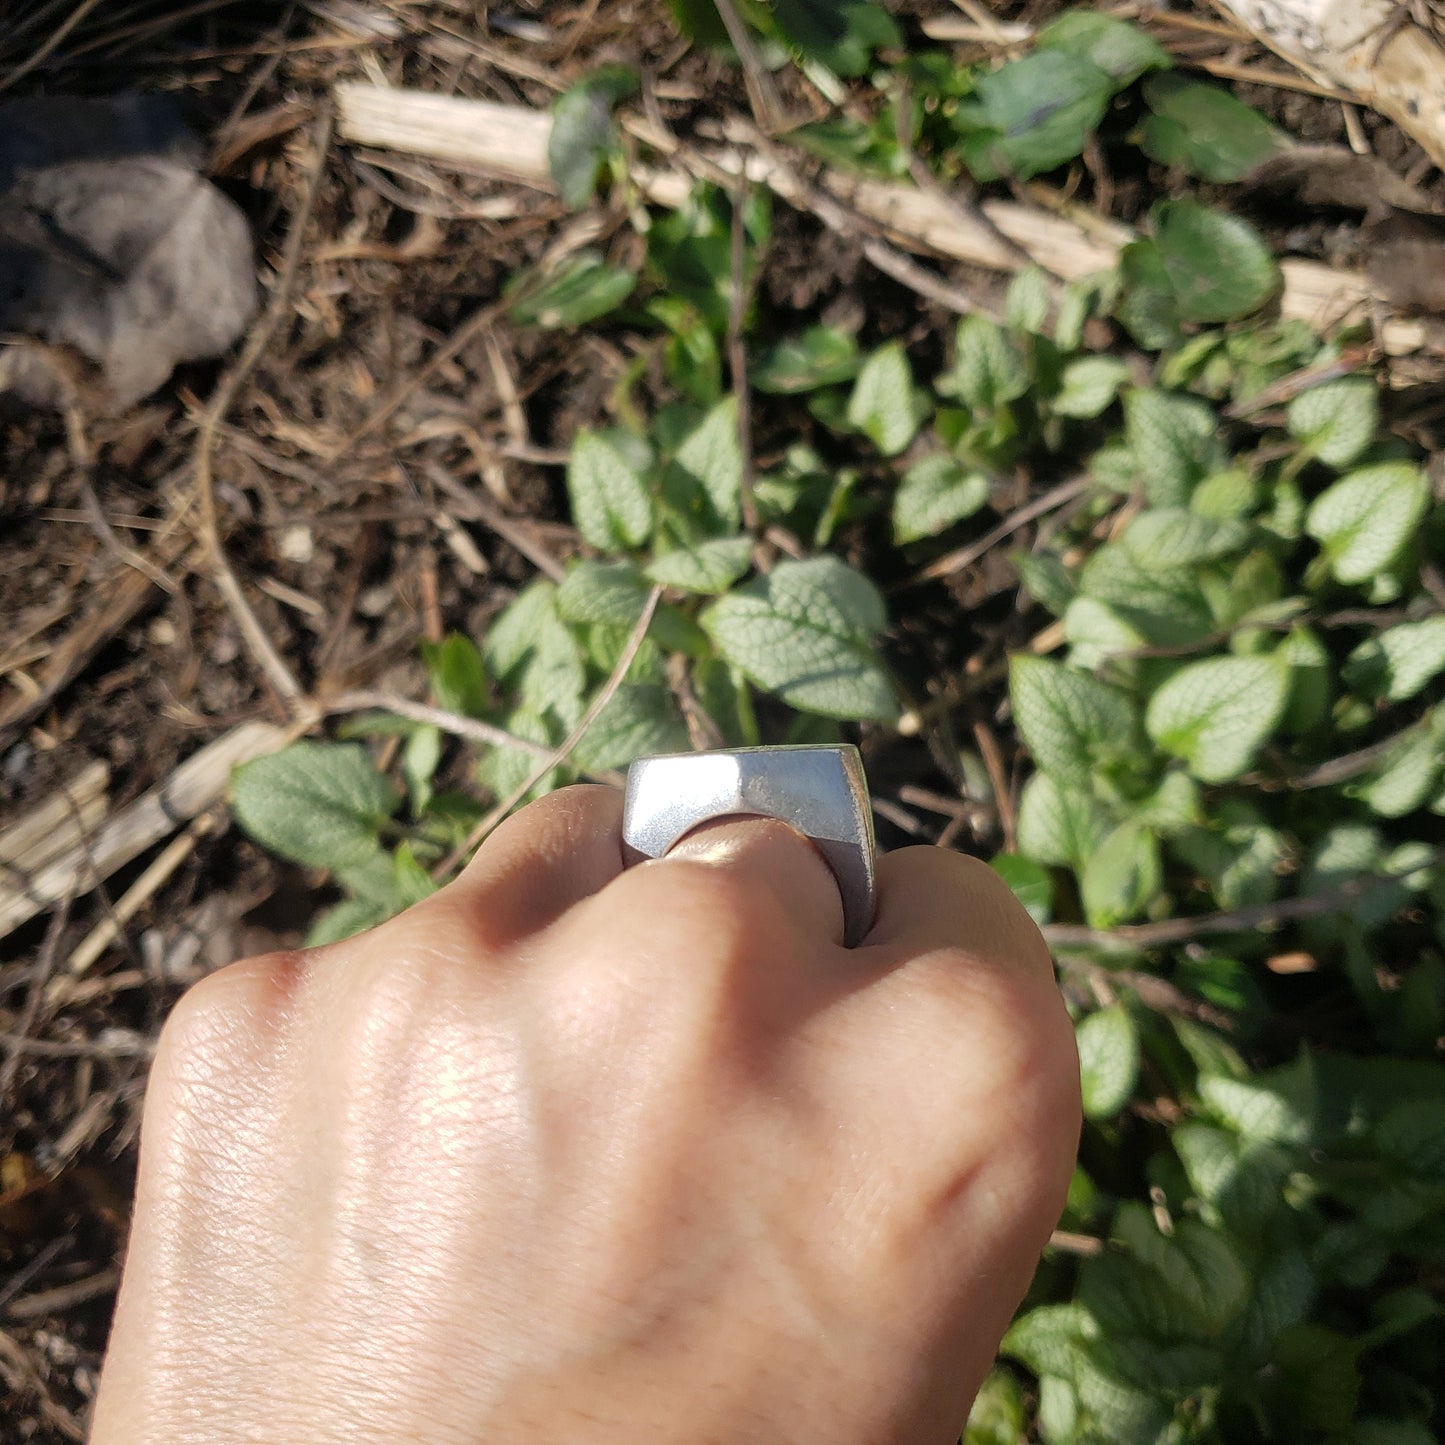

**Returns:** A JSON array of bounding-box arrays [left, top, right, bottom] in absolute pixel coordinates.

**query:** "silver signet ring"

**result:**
[[621, 745, 877, 947]]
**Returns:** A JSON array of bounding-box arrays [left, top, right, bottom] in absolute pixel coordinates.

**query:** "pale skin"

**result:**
[[92, 785, 1081, 1444]]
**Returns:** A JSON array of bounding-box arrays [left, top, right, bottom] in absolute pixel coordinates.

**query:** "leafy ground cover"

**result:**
[[2, 2, 1443, 1440]]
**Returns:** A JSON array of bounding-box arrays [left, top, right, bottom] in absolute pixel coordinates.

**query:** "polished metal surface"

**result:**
[[621, 745, 877, 946]]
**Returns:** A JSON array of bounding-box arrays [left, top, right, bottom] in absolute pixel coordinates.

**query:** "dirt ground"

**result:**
[[0, 1, 1440, 1438]]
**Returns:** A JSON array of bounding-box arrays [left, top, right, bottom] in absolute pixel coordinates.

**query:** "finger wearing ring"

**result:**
[[621, 745, 877, 947]]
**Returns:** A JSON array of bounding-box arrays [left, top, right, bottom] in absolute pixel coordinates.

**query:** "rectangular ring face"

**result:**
[[622, 746, 875, 945]]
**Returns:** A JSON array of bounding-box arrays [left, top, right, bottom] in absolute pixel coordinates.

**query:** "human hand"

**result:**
[[92, 784, 1080, 1445]]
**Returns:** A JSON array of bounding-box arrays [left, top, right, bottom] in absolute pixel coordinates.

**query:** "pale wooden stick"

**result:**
[[0, 760, 109, 878], [60, 809, 222, 980], [0, 720, 288, 939], [1214, 0, 1445, 170], [333, 83, 1428, 356]]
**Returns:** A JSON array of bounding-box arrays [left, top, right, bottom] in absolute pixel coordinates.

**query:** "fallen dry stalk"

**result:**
[[334, 81, 1429, 356], [0, 759, 109, 884], [0, 720, 289, 940], [1215, 0, 1445, 170]]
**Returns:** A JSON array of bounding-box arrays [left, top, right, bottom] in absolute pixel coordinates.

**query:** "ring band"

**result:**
[[621, 745, 877, 946]]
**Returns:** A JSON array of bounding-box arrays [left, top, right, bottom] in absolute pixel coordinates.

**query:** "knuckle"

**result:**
[[151, 951, 309, 1110], [158, 950, 303, 1057]]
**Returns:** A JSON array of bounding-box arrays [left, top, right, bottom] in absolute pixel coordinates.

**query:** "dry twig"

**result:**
[[324, 690, 567, 761], [728, 175, 761, 533], [193, 104, 336, 707], [439, 586, 665, 874], [0, 721, 289, 940], [911, 474, 1093, 585], [334, 82, 1433, 354], [1043, 847, 1442, 951]]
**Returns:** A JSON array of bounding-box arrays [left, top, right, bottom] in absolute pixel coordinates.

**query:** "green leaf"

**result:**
[[390, 842, 438, 907], [402, 724, 442, 816], [1279, 623, 1332, 733], [645, 535, 754, 594], [700, 556, 897, 720], [548, 68, 637, 208], [1120, 508, 1249, 570], [990, 853, 1054, 924], [581, 624, 664, 683], [1077, 543, 1217, 647], [524, 630, 587, 726], [1063, 595, 1145, 671], [962, 1368, 1027, 1445], [1191, 467, 1259, 520], [1200, 1066, 1314, 1145], [1342, 616, 1445, 701], [892, 455, 991, 543], [557, 558, 652, 626], [572, 683, 690, 771], [1172, 799, 1285, 909], [1260, 1326, 1360, 1438], [692, 655, 758, 746], [1035, 1376, 1078, 1441], [232, 743, 398, 872], [484, 582, 587, 726], [664, 0, 730, 46], [647, 191, 734, 331], [1037, 10, 1171, 88], [1130, 1213, 1251, 1339], [1123, 389, 1225, 506], [1201, 547, 1285, 629], [1306, 462, 1429, 585], [1150, 199, 1281, 324], [1012, 550, 1076, 617], [1081, 822, 1161, 928], [506, 249, 636, 328], [1301, 822, 1414, 933], [752, 326, 861, 393], [792, 114, 903, 176], [771, 0, 901, 77], [659, 308, 722, 403], [421, 633, 488, 717], [1001, 1302, 1098, 1378], [1174, 1123, 1291, 1233], [1077, 1004, 1141, 1120], [1053, 355, 1129, 419], [1145, 655, 1289, 782], [1131, 769, 1201, 835], [1358, 727, 1442, 818], [671, 397, 743, 532], [1053, 275, 1105, 351], [939, 315, 1030, 410], [1115, 237, 1182, 350], [567, 430, 654, 551], [1137, 73, 1287, 182], [1377, 1099, 1445, 1185], [1287, 377, 1379, 470], [484, 580, 560, 680], [1016, 773, 1112, 869], [476, 706, 566, 803], [1354, 1421, 1439, 1445], [846, 342, 926, 455], [305, 894, 393, 947], [959, 50, 1113, 181], [1004, 267, 1052, 333], [1009, 655, 1138, 785]]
